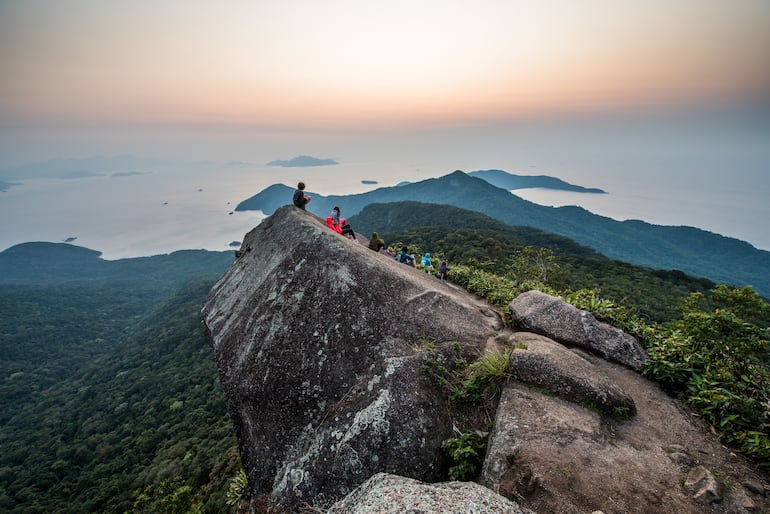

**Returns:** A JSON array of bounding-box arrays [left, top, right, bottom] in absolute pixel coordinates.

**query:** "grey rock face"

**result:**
[[509, 290, 648, 369], [327, 472, 534, 514], [202, 206, 504, 510], [685, 465, 723, 505], [507, 332, 636, 415]]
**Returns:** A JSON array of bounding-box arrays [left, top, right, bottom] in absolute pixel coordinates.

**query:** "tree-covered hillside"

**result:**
[[349, 202, 719, 323], [0, 244, 239, 513], [0, 242, 233, 285]]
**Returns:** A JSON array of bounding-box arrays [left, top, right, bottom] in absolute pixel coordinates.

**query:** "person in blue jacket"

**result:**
[[421, 252, 433, 272], [396, 246, 415, 267]]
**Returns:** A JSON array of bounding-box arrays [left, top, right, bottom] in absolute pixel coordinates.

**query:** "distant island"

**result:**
[[267, 155, 338, 167], [63, 236, 77, 243], [0, 155, 164, 181], [111, 171, 149, 177], [0, 180, 20, 192], [361, 180, 378, 185], [468, 169, 606, 193]]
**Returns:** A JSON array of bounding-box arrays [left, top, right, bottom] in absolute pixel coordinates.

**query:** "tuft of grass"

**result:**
[[410, 336, 438, 353]]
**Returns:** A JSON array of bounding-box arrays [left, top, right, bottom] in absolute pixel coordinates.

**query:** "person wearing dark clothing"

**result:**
[[293, 182, 311, 209], [437, 261, 449, 280], [340, 218, 357, 240], [396, 245, 415, 267], [368, 232, 385, 252]]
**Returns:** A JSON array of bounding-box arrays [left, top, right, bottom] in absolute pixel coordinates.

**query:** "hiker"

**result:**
[[329, 206, 343, 233], [437, 261, 450, 280], [292, 182, 311, 209], [340, 218, 357, 241], [421, 252, 433, 272], [326, 206, 343, 234], [396, 245, 415, 267], [368, 232, 385, 252]]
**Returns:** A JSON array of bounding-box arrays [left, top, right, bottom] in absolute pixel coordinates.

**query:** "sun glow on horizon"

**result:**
[[1, 0, 769, 133]]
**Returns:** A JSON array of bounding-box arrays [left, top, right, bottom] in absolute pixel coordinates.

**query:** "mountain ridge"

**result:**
[[235, 170, 770, 296], [468, 169, 606, 193]]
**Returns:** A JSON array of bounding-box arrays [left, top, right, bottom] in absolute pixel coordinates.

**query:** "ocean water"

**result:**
[[1, 159, 768, 260]]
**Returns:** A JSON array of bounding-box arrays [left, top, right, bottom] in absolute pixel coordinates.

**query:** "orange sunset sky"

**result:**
[[1, 0, 769, 163]]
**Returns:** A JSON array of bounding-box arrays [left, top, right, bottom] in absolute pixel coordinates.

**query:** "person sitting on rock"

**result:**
[[340, 218, 357, 241], [421, 252, 433, 272], [292, 181, 311, 209], [437, 261, 449, 280], [326, 207, 343, 234], [329, 206, 343, 233], [396, 245, 415, 267], [368, 232, 385, 252]]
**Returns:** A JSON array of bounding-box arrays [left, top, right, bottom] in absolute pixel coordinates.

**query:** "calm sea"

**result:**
[[1, 160, 768, 259]]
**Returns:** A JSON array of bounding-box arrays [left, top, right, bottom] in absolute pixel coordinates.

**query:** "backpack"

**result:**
[[293, 189, 304, 207]]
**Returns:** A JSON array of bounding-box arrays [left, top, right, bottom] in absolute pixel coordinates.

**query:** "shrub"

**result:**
[[643, 287, 770, 467], [441, 431, 488, 481]]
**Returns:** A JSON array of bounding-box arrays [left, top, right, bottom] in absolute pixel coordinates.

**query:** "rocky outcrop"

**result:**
[[202, 206, 506, 510], [327, 473, 534, 514], [204, 205, 769, 513], [509, 290, 648, 369], [507, 332, 636, 415], [482, 349, 767, 514]]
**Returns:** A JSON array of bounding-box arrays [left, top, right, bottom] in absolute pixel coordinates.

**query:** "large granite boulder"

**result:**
[[509, 290, 648, 369], [482, 350, 768, 514], [507, 332, 636, 415], [202, 205, 506, 510]]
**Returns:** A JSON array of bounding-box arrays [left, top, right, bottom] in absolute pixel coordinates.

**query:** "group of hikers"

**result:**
[[293, 181, 449, 280]]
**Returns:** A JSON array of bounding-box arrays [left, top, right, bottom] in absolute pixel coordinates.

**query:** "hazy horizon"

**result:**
[[1, 1, 768, 256]]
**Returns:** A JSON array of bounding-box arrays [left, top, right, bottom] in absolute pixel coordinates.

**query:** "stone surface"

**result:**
[[480, 357, 768, 514], [508, 290, 648, 369], [507, 332, 636, 415], [327, 472, 534, 514], [202, 206, 505, 510], [684, 465, 723, 505]]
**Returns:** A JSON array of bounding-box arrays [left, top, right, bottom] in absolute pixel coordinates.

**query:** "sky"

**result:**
[[1, 0, 769, 165]]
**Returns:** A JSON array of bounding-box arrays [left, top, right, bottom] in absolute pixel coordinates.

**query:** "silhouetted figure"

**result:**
[[293, 182, 311, 209], [437, 261, 449, 280]]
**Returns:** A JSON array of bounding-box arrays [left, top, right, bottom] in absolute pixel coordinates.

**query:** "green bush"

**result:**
[[642, 287, 770, 467], [441, 431, 488, 481]]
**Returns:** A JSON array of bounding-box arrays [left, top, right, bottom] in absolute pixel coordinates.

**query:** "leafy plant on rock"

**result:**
[[441, 431, 488, 481]]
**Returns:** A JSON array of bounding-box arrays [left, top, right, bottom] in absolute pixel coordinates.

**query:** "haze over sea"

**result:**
[[2, 2, 768, 260], [1, 115, 768, 260]]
